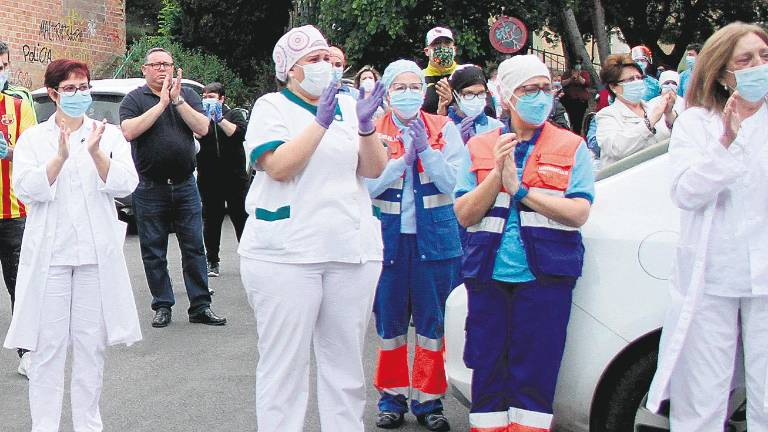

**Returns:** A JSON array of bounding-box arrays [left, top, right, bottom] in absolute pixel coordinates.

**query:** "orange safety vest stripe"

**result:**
[[467, 123, 582, 192], [376, 110, 449, 166]]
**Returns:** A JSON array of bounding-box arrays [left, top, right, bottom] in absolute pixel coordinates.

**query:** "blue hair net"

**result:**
[[380, 59, 425, 91]]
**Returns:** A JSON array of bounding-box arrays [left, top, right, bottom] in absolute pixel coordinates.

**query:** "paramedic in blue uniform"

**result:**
[[454, 55, 595, 432]]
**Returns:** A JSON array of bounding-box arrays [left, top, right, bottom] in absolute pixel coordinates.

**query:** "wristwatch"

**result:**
[[643, 116, 656, 135], [171, 96, 185, 106]]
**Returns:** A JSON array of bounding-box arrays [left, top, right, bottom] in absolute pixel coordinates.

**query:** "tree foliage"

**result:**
[[318, 0, 555, 70], [174, 0, 292, 86], [600, 0, 768, 66]]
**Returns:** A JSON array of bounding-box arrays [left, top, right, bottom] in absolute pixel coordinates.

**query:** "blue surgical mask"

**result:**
[[389, 90, 423, 119], [636, 60, 649, 72], [59, 92, 92, 118], [686, 55, 696, 71], [512, 91, 553, 126], [730, 63, 768, 103], [332, 67, 344, 83], [0, 71, 7, 90], [620, 79, 646, 103], [360, 78, 375, 93], [456, 93, 486, 118], [296, 61, 332, 97]]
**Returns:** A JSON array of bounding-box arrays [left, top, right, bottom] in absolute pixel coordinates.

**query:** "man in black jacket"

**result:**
[[196, 82, 248, 278]]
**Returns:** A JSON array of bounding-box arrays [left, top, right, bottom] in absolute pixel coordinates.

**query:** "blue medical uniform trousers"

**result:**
[[373, 234, 461, 416], [464, 276, 575, 431]]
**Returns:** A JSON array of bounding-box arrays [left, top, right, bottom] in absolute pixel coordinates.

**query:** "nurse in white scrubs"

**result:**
[[646, 22, 768, 430], [4, 59, 141, 431], [239, 25, 388, 432]]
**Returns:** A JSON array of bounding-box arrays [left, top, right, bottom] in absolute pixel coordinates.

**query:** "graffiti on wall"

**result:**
[[22, 43, 53, 64], [11, 70, 33, 90]]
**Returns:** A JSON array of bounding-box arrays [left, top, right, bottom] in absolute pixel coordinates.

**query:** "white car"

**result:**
[[31, 78, 205, 233], [444, 142, 748, 431]]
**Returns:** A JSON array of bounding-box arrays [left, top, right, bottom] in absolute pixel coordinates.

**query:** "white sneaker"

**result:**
[[17, 353, 31, 378]]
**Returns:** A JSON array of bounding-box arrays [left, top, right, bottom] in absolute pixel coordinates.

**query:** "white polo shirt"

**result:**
[[238, 89, 383, 264]]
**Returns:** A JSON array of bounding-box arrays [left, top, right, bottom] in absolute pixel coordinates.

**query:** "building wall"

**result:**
[[0, 0, 126, 91]]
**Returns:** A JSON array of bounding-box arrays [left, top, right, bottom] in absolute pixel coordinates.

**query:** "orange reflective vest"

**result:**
[[463, 122, 585, 280]]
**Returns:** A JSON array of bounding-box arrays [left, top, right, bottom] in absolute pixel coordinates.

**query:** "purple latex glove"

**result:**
[[459, 115, 476, 143], [403, 136, 417, 166], [315, 84, 340, 129], [407, 118, 429, 153], [356, 81, 386, 134]]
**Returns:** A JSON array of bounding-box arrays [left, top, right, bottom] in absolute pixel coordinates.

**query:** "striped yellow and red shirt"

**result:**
[[0, 91, 37, 219]]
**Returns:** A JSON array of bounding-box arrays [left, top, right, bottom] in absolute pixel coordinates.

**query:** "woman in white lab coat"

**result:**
[[647, 23, 768, 430], [3, 59, 141, 431]]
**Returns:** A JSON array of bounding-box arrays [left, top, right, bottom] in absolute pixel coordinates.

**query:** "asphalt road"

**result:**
[[0, 219, 470, 431]]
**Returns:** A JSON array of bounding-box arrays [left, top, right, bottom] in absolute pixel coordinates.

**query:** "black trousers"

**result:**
[[0, 217, 24, 312], [198, 176, 249, 264], [562, 97, 589, 135]]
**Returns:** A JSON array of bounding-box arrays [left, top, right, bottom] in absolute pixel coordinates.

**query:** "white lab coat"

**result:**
[[647, 104, 768, 412], [3, 115, 142, 351]]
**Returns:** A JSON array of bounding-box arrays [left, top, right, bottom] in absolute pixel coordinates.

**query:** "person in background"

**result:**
[[648, 70, 685, 116], [487, 67, 503, 119], [355, 65, 385, 120], [330, 46, 359, 98], [4, 58, 141, 432], [119, 47, 226, 328], [446, 65, 503, 143], [631, 45, 661, 101], [454, 54, 594, 432], [240, 25, 388, 432], [678, 43, 701, 97], [596, 54, 675, 167], [195, 82, 248, 279], [422, 26, 460, 115], [0, 40, 37, 377], [367, 59, 464, 432], [647, 22, 768, 430], [560, 58, 591, 134], [355, 65, 381, 94]]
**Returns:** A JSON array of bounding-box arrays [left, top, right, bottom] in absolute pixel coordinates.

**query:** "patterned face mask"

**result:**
[[431, 46, 455, 68]]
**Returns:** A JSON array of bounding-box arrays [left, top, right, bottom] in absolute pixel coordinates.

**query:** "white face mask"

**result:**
[[360, 78, 375, 93], [296, 61, 332, 97], [332, 66, 344, 82]]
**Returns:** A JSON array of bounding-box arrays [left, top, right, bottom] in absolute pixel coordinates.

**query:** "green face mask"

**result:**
[[431, 46, 455, 68]]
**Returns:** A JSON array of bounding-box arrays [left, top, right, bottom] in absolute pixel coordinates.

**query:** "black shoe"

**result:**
[[189, 307, 227, 326], [376, 411, 404, 429], [152, 307, 172, 328], [207, 261, 220, 277], [416, 412, 450, 432]]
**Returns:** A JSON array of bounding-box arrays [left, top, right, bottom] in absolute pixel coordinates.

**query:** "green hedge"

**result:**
[[114, 35, 251, 106]]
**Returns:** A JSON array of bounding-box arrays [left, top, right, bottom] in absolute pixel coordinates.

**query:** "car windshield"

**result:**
[[33, 94, 125, 126]]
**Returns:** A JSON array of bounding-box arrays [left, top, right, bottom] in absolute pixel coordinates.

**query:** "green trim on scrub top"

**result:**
[[254, 205, 291, 221], [250, 140, 285, 164], [280, 88, 343, 121]]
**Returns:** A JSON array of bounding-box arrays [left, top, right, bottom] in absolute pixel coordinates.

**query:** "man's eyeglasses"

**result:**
[[57, 84, 92, 97], [389, 83, 424, 95], [144, 62, 175, 71], [515, 84, 553, 97], [617, 75, 644, 84]]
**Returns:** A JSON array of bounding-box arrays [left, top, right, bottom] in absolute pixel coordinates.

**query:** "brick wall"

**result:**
[[0, 0, 126, 91]]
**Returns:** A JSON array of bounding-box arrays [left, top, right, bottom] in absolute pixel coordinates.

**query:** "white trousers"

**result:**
[[29, 265, 107, 432], [670, 292, 768, 431], [240, 257, 381, 432]]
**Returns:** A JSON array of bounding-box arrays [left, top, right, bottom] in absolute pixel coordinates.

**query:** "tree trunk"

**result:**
[[561, 7, 600, 85], [591, 0, 611, 64]]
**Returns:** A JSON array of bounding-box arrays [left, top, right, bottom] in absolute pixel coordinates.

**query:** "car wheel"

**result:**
[[595, 349, 748, 432], [597, 350, 665, 432]]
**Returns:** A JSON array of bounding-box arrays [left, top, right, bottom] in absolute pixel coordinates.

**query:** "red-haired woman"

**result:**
[[3, 59, 141, 431]]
